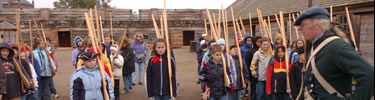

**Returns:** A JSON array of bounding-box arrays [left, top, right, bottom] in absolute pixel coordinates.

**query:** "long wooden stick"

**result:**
[[40, 24, 56, 76], [240, 16, 246, 35], [29, 21, 36, 91], [330, 6, 333, 22], [249, 13, 253, 36], [207, 8, 230, 87], [256, 9, 266, 37], [217, 9, 222, 38], [95, 6, 101, 42], [292, 14, 300, 39], [233, 21, 246, 89], [275, 14, 282, 31], [289, 14, 293, 46], [212, 13, 219, 38], [204, 19, 208, 35], [151, 15, 161, 38], [110, 12, 114, 45], [267, 16, 272, 37], [235, 19, 243, 39], [160, 15, 164, 38], [15, 9, 21, 62], [279, 11, 291, 95], [32, 17, 42, 38], [115, 31, 127, 57], [163, 0, 174, 98], [345, 7, 359, 51], [100, 16, 105, 43], [84, 13, 110, 100]]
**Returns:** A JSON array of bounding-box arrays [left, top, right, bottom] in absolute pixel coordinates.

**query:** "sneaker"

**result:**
[[138, 82, 143, 85]]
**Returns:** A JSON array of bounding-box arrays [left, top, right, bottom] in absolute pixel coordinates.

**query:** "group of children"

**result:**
[[196, 33, 306, 100], [70, 33, 178, 100], [0, 37, 58, 100]]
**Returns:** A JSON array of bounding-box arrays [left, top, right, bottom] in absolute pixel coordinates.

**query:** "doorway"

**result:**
[[183, 31, 195, 46], [58, 31, 71, 47]]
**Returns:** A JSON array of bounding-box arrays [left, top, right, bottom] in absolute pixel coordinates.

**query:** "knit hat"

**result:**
[[202, 34, 207, 37], [297, 46, 305, 55], [200, 40, 206, 45], [275, 33, 282, 40], [79, 52, 99, 61], [218, 38, 225, 45]]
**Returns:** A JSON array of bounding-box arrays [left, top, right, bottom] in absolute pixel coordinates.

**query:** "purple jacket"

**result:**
[[146, 54, 177, 98], [130, 40, 148, 63]]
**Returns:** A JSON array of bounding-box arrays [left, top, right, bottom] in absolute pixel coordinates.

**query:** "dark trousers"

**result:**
[[114, 79, 120, 100], [269, 93, 290, 100], [38, 77, 51, 100], [250, 77, 258, 100], [49, 77, 57, 94]]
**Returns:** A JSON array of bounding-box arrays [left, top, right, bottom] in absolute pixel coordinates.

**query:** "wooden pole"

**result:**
[[28, 21, 36, 91], [212, 13, 219, 38], [275, 14, 282, 31], [206, 8, 231, 87], [204, 19, 208, 35], [110, 12, 114, 45], [235, 19, 243, 39], [289, 14, 293, 46], [218, 9, 222, 38], [267, 16, 272, 37], [95, 6, 101, 42], [84, 13, 110, 100], [233, 21, 246, 89], [330, 6, 333, 22], [100, 16, 105, 43], [240, 16, 246, 36], [163, 0, 174, 98], [31, 17, 42, 38], [40, 24, 56, 76], [15, 9, 21, 61], [279, 11, 291, 95], [292, 14, 300, 39], [249, 13, 253, 36], [160, 15, 165, 38], [152, 15, 161, 38], [115, 31, 127, 57], [345, 7, 359, 51]]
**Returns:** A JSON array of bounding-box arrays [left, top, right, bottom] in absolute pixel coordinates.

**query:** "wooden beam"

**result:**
[[345, 7, 359, 51]]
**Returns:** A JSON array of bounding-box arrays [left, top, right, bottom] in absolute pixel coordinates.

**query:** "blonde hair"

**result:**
[[133, 32, 144, 40]]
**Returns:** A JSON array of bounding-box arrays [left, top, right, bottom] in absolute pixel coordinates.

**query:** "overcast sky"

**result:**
[[27, 0, 236, 9]]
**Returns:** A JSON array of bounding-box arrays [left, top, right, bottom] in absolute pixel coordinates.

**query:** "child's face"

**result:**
[[0, 48, 9, 59], [20, 52, 26, 60], [13, 49, 18, 57], [256, 39, 261, 47], [212, 51, 222, 63], [220, 45, 225, 51], [155, 42, 166, 55], [85, 59, 97, 69], [38, 41, 46, 48], [111, 50, 117, 55], [297, 41, 304, 48], [261, 41, 270, 51], [277, 48, 285, 58], [77, 41, 83, 47], [299, 53, 305, 63], [104, 37, 111, 45], [246, 38, 252, 45], [229, 48, 238, 56]]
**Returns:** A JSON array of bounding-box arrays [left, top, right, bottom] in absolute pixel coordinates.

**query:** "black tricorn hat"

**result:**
[[78, 52, 98, 61]]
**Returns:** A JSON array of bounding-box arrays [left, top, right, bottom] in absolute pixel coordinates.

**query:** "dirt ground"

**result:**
[[52, 47, 250, 100]]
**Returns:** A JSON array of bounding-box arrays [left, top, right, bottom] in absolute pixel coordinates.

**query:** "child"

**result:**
[[19, 51, 39, 100], [250, 38, 273, 100], [119, 38, 135, 93], [244, 36, 262, 99], [289, 40, 304, 64], [0, 42, 31, 100], [240, 34, 252, 60], [289, 46, 305, 100], [72, 36, 84, 69], [32, 38, 57, 100], [229, 45, 249, 100], [110, 45, 124, 100], [70, 52, 114, 100], [199, 44, 232, 100], [266, 46, 290, 100], [146, 39, 177, 100]]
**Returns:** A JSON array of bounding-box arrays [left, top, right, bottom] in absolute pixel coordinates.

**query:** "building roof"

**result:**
[[0, 0, 32, 5], [227, 0, 373, 21], [0, 21, 16, 30]]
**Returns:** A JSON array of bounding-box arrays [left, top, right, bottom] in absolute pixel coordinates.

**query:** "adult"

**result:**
[[130, 32, 148, 85], [295, 6, 374, 100]]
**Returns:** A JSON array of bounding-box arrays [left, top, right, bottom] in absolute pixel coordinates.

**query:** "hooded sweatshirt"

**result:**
[[0, 42, 31, 98], [72, 36, 84, 67], [240, 34, 253, 59], [245, 36, 262, 79]]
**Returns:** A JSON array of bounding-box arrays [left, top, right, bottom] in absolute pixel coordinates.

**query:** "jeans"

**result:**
[[132, 62, 145, 84], [38, 77, 51, 100], [123, 74, 133, 92], [250, 78, 258, 100], [269, 93, 291, 100], [21, 91, 38, 100], [114, 79, 120, 100], [209, 94, 228, 100], [256, 81, 266, 100], [228, 89, 242, 100], [154, 95, 170, 100], [49, 78, 57, 94]]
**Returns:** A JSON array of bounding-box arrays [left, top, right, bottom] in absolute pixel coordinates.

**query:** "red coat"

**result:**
[[266, 57, 287, 94]]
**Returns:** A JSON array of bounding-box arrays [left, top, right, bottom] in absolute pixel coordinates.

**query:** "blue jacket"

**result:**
[[146, 54, 178, 98], [28, 55, 41, 80], [70, 65, 114, 100], [241, 34, 253, 59], [32, 48, 56, 77], [130, 40, 148, 63]]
